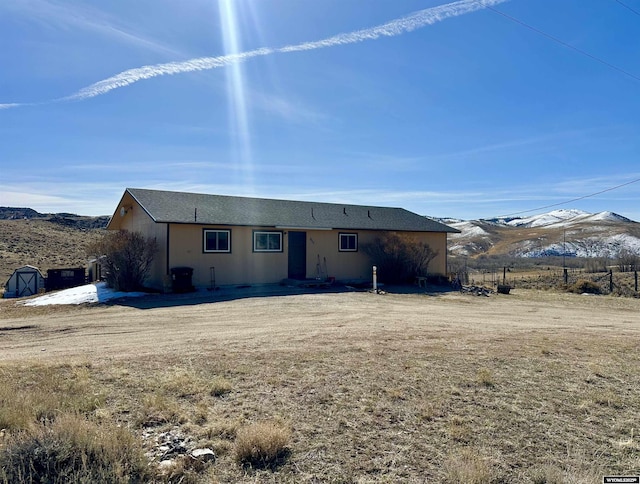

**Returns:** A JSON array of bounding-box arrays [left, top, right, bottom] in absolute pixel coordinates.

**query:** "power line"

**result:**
[[613, 0, 640, 17], [497, 177, 640, 218], [486, 6, 640, 83]]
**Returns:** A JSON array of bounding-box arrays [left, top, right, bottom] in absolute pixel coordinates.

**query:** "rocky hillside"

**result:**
[[0, 207, 109, 230], [443, 209, 640, 259]]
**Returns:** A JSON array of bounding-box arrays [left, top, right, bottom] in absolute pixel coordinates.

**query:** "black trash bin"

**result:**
[[170, 267, 194, 293]]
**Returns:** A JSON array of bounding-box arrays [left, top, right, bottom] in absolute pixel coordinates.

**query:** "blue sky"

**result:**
[[1, 0, 639, 221]]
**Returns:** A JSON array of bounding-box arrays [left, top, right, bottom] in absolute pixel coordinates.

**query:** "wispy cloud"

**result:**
[[0, 103, 24, 110], [3, 173, 638, 219], [2, 0, 508, 109], [430, 127, 607, 161], [2, 0, 182, 57]]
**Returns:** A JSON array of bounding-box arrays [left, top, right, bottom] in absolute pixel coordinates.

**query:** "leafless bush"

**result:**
[[584, 257, 610, 273], [361, 232, 438, 284], [617, 249, 639, 273], [88, 230, 158, 292], [569, 279, 602, 295]]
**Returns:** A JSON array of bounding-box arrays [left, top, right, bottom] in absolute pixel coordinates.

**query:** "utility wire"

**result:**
[[480, 6, 640, 219], [486, 6, 640, 83], [496, 177, 640, 218], [613, 0, 640, 17]]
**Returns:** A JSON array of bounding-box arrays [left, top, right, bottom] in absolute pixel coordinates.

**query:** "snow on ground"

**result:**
[[588, 211, 633, 223], [506, 209, 590, 228], [514, 233, 640, 258], [24, 282, 147, 306], [450, 221, 488, 238]]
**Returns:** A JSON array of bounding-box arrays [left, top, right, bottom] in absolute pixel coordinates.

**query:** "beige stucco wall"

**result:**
[[308, 230, 448, 283], [165, 225, 448, 288], [168, 225, 288, 287]]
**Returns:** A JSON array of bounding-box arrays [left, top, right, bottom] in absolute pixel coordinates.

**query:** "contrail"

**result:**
[[2, 0, 508, 108]]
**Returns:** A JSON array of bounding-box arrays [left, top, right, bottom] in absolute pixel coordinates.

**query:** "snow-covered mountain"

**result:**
[[489, 209, 634, 229], [440, 210, 640, 258]]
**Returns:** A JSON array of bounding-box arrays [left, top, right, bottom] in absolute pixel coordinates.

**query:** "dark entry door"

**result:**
[[288, 232, 306, 279]]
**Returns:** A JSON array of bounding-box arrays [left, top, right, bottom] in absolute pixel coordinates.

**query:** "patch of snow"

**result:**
[[514, 233, 640, 258], [449, 221, 488, 238], [506, 209, 590, 228], [588, 211, 633, 223], [437, 217, 464, 224], [24, 282, 147, 306], [449, 244, 470, 255]]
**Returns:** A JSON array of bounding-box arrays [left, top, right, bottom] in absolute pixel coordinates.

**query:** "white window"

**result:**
[[339, 233, 358, 252], [253, 231, 282, 252], [204, 229, 231, 253]]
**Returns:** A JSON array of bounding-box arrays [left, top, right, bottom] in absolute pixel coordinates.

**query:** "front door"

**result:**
[[288, 232, 306, 279]]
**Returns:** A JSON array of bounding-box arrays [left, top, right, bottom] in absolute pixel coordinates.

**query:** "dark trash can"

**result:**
[[171, 267, 194, 293]]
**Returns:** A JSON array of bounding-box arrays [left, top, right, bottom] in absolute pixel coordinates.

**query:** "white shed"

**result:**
[[4, 265, 45, 298]]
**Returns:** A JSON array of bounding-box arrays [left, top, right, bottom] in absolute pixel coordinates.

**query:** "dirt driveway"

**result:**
[[1, 286, 638, 364]]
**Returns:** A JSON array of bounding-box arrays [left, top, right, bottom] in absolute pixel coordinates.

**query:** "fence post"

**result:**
[[635, 271, 638, 292], [609, 269, 613, 293]]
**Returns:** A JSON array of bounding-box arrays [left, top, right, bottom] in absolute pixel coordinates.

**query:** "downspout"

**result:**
[[445, 232, 451, 278], [164, 223, 171, 293], [166, 224, 171, 275]]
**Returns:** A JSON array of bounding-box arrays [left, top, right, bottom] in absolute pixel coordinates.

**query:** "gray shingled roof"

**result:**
[[123, 188, 459, 233]]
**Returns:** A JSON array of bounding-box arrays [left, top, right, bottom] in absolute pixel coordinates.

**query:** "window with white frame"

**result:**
[[203, 229, 231, 253], [339, 233, 358, 252], [253, 231, 282, 252]]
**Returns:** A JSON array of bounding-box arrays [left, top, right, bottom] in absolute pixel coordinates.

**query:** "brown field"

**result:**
[[0, 219, 104, 284], [1, 286, 640, 482]]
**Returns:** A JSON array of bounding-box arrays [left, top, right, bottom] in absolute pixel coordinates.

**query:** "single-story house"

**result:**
[[106, 188, 459, 291], [4, 265, 45, 298]]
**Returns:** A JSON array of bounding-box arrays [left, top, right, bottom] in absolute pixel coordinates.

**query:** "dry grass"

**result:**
[[0, 413, 149, 484], [0, 289, 639, 482], [234, 420, 291, 468]]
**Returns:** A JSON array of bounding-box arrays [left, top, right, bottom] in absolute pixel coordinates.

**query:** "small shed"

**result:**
[[4, 265, 45, 298], [45, 268, 86, 292]]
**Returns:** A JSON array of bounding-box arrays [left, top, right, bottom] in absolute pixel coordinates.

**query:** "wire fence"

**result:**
[[450, 266, 640, 297]]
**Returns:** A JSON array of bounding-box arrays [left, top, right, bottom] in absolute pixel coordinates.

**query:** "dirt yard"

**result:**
[[1, 287, 639, 482]]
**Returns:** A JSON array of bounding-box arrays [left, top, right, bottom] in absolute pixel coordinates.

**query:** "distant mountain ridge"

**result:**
[[438, 209, 640, 259], [0, 207, 109, 230], [488, 209, 634, 228]]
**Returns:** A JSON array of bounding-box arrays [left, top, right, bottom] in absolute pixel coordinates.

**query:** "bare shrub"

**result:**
[[0, 414, 149, 484], [361, 232, 438, 284], [584, 257, 609, 274], [618, 248, 639, 273], [87, 230, 158, 292], [569, 279, 601, 295], [234, 420, 291, 468]]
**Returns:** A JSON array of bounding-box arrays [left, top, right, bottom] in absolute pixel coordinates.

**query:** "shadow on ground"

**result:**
[[107, 282, 455, 310]]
